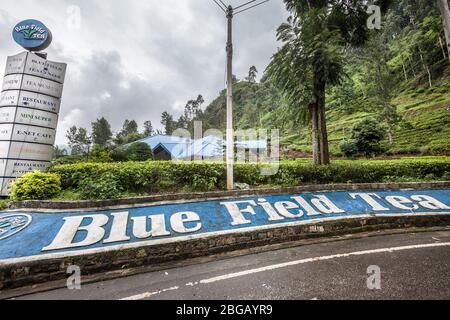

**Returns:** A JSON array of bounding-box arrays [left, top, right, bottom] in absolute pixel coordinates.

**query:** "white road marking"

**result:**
[[120, 242, 450, 300], [120, 286, 179, 301], [200, 242, 450, 284]]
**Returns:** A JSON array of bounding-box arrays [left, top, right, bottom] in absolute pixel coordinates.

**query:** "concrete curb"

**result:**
[[7, 181, 450, 212], [1, 213, 450, 291]]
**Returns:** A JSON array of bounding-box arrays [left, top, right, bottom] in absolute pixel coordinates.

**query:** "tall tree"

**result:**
[[119, 120, 138, 137], [176, 115, 188, 130], [143, 120, 154, 137], [184, 95, 204, 123], [176, 95, 206, 134], [362, 31, 400, 145], [268, 0, 391, 165], [246, 66, 258, 83], [437, 0, 450, 58], [66, 126, 91, 156], [114, 120, 141, 146], [91, 117, 112, 147], [161, 112, 176, 135]]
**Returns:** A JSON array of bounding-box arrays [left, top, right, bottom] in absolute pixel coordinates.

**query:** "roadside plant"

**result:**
[[77, 172, 123, 200], [10, 171, 62, 201], [351, 118, 386, 158], [340, 139, 359, 159]]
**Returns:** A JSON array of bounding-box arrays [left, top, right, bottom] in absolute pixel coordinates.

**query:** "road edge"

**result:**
[[2, 225, 449, 300], [1, 213, 450, 292]]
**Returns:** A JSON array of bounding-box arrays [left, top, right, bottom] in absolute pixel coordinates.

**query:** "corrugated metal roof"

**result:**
[[130, 134, 192, 150], [131, 135, 266, 159]]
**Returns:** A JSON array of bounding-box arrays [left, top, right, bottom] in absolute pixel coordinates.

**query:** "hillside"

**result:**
[[291, 62, 450, 156], [200, 0, 450, 158], [201, 62, 450, 157]]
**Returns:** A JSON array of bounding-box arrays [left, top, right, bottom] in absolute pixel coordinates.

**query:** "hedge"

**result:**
[[48, 157, 450, 194], [10, 171, 62, 201]]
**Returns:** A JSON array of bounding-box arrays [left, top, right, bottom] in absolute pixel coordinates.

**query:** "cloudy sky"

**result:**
[[0, 0, 288, 144]]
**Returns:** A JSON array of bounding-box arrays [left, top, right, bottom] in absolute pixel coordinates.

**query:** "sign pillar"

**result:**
[[0, 20, 66, 195]]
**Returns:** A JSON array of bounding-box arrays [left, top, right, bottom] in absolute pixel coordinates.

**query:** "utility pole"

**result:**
[[212, 0, 271, 190], [226, 5, 234, 191], [438, 0, 450, 59]]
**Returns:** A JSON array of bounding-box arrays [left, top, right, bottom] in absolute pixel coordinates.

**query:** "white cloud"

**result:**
[[0, 0, 288, 144]]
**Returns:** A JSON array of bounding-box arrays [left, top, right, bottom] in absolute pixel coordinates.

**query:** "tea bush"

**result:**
[[48, 157, 450, 199], [10, 171, 62, 201], [78, 172, 123, 200]]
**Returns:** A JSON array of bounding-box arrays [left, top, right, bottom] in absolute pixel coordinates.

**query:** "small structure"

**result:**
[[133, 135, 192, 161], [126, 134, 267, 161]]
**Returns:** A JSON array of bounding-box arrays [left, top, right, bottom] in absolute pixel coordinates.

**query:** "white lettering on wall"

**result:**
[[131, 215, 171, 239], [310, 195, 346, 214], [291, 196, 322, 216], [274, 201, 304, 218], [104, 212, 131, 244], [411, 195, 450, 210], [385, 196, 419, 210], [350, 193, 390, 211], [43, 215, 108, 251], [170, 212, 202, 234], [221, 200, 258, 226], [257, 198, 285, 221]]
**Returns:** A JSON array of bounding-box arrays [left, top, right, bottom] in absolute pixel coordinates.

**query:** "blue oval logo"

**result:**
[[12, 19, 52, 51], [0, 214, 32, 241]]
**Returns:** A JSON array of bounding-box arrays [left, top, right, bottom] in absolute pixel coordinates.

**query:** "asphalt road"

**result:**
[[13, 230, 450, 300]]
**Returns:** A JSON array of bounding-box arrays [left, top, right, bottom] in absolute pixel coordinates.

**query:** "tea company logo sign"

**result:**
[[0, 214, 32, 241], [12, 20, 52, 52]]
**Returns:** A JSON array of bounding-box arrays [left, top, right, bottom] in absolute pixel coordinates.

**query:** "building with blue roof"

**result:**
[[126, 134, 267, 161]]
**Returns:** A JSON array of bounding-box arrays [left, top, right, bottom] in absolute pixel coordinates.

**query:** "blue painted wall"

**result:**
[[0, 189, 449, 261]]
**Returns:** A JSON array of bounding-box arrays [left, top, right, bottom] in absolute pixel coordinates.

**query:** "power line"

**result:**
[[234, 0, 258, 11], [218, 0, 229, 9], [235, 0, 271, 15], [212, 0, 227, 13]]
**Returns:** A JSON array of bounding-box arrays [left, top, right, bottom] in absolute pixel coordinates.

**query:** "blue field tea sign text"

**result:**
[[0, 189, 449, 263], [12, 20, 52, 52]]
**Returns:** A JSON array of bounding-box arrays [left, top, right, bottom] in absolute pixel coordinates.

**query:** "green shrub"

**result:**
[[189, 174, 218, 192], [89, 145, 112, 163], [127, 142, 154, 161], [0, 199, 10, 210], [416, 87, 426, 94], [272, 165, 302, 186], [49, 157, 450, 200], [10, 171, 62, 200], [78, 172, 123, 200], [351, 118, 386, 158], [111, 147, 129, 162], [340, 139, 358, 159], [171, 162, 225, 190]]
